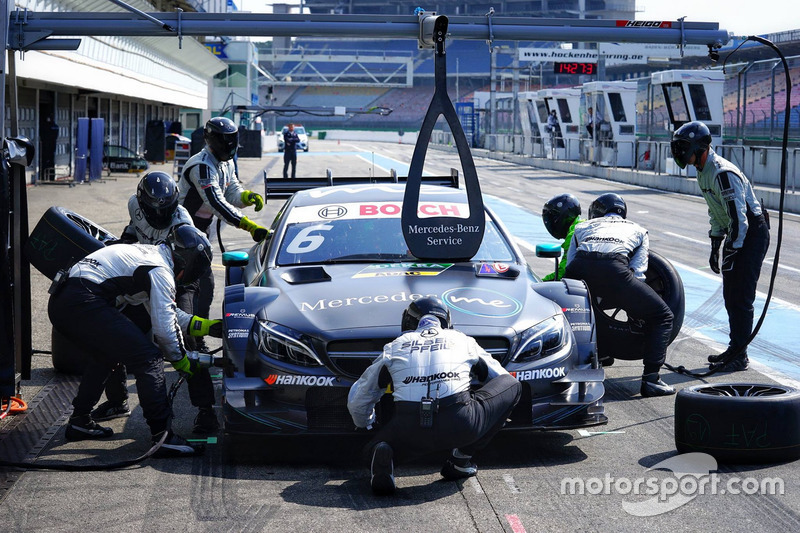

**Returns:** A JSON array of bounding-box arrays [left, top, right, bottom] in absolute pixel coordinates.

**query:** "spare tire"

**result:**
[[26, 206, 118, 280], [595, 250, 684, 361], [675, 383, 800, 463]]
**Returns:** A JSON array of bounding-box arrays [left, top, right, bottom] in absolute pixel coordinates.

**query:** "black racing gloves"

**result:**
[[709, 236, 723, 274], [239, 216, 269, 242]]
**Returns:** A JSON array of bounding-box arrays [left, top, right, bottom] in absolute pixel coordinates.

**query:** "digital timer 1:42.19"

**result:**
[[553, 62, 597, 75]]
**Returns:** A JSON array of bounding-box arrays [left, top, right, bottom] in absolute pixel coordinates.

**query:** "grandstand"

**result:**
[[256, 2, 799, 143]]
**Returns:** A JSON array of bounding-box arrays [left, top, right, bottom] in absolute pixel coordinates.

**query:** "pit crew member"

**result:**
[[48, 225, 213, 457], [347, 297, 521, 495], [541, 193, 583, 281], [178, 115, 267, 317], [95, 172, 222, 434], [671, 121, 769, 372], [565, 193, 675, 397]]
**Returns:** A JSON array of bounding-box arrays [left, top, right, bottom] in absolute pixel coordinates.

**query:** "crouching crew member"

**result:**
[[348, 297, 521, 495], [671, 121, 769, 372], [48, 225, 213, 457], [95, 172, 221, 434], [565, 193, 675, 397]]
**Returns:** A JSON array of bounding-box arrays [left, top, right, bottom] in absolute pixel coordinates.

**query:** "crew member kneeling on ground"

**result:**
[[94, 172, 222, 435], [565, 193, 675, 397], [347, 297, 522, 495], [49, 225, 213, 456]]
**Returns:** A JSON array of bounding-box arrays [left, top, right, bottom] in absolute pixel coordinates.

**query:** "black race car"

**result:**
[[220, 175, 606, 436]]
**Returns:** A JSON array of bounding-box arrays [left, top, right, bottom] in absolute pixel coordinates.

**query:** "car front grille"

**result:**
[[305, 387, 352, 430], [326, 336, 511, 379]]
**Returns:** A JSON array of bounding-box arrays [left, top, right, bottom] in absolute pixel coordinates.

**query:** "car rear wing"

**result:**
[[263, 168, 460, 199]]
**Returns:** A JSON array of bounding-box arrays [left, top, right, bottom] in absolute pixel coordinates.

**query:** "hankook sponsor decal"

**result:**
[[511, 367, 566, 381], [442, 287, 522, 318], [352, 262, 453, 279], [264, 374, 336, 386], [402, 371, 463, 384]]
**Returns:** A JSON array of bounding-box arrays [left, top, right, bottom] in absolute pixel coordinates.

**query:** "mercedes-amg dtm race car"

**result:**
[[220, 175, 606, 436]]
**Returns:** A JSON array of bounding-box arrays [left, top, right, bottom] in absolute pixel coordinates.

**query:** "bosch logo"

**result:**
[[442, 287, 522, 318], [318, 205, 347, 219]]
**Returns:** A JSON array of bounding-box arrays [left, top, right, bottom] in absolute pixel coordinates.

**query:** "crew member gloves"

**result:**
[[190, 316, 223, 338], [172, 355, 198, 379], [709, 236, 723, 274], [239, 216, 269, 242], [241, 190, 264, 211]]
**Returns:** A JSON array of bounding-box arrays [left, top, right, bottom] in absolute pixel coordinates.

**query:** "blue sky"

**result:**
[[237, 1, 797, 39]]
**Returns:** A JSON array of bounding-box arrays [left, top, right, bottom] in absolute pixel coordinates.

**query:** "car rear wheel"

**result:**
[[594, 250, 685, 361], [675, 383, 800, 463]]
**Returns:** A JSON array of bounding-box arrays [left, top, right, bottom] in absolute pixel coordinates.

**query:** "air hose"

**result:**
[[664, 35, 789, 379]]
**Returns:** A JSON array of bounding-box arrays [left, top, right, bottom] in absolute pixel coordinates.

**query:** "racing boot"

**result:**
[[65, 414, 114, 441], [640, 373, 676, 398], [370, 442, 395, 495], [709, 355, 749, 373], [90, 400, 131, 422], [152, 430, 205, 458], [441, 448, 478, 481], [192, 406, 219, 434], [708, 346, 745, 364]]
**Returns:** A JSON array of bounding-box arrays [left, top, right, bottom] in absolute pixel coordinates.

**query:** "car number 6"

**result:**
[[286, 224, 333, 253]]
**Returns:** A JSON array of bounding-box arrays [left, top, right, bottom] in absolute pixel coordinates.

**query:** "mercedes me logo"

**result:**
[[318, 205, 347, 219]]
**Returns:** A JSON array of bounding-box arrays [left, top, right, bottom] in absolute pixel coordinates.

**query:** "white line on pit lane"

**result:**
[[664, 231, 708, 246]]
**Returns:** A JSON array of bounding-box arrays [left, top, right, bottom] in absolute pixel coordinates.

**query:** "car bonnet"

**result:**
[[261, 262, 559, 336]]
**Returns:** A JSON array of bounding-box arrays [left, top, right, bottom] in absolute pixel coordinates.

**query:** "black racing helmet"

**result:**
[[204, 116, 239, 161], [670, 121, 712, 169], [166, 224, 212, 286], [401, 296, 451, 331], [136, 171, 179, 230], [588, 193, 627, 219], [542, 193, 581, 240]]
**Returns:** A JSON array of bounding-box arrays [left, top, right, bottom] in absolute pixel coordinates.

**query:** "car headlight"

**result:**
[[511, 314, 570, 364], [256, 320, 322, 367]]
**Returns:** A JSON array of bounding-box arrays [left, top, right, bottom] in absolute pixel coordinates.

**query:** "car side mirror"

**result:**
[[536, 243, 562, 281], [222, 251, 249, 267], [535, 243, 562, 259]]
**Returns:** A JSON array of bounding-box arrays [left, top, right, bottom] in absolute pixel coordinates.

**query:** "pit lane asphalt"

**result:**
[[2, 140, 800, 532]]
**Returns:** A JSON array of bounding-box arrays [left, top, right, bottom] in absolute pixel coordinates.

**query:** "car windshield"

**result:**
[[276, 214, 515, 266]]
